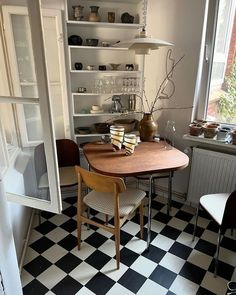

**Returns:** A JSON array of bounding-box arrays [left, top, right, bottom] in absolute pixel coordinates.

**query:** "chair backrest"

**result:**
[[222, 190, 236, 230], [56, 139, 80, 167], [75, 166, 126, 194], [34, 142, 47, 186], [34, 139, 80, 185]]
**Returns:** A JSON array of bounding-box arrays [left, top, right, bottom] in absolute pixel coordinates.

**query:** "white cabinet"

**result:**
[[65, 0, 145, 146]]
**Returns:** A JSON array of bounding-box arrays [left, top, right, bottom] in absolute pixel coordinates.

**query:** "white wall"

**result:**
[[144, 0, 206, 194]]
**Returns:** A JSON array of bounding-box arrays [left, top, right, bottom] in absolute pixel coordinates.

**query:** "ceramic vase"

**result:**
[[89, 6, 101, 22], [123, 134, 137, 155], [139, 113, 158, 142]]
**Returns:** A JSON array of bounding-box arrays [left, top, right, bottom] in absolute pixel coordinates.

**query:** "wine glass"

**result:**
[[164, 120, 176, 149]]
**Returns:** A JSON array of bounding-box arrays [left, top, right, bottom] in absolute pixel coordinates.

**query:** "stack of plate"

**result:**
[[90, 105, 104, 114]]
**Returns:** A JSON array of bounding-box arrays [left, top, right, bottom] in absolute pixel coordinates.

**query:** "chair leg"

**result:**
[[214, 228, 222, 277], [139, 201, 144, 239], [167, 173, 172, 216], [86, 207, 90, 230], [77, 215, 82, 250], [105, 214, 109, 225], [152, 178, 155, 197], [38, 209, 41, 225], [114, 225, 120, 269], [192, 204, 200, 241]]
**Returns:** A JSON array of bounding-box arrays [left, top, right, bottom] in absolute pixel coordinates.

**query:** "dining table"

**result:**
[[83, 140, 189, 250]]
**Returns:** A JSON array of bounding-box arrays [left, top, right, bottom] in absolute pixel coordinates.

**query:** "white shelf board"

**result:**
[[67, 20, 143, 29], [75, 133, 109, 138], [70, 70, 141, 74], [73, 112, 122, 117], [69, 45, 128, 51], [72, 92, 138, 96]]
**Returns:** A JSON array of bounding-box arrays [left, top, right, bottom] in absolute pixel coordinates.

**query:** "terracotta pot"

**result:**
[[139, 113, 158, 142], [189, 123, 202, 136], [203, 124, 219, 138], [231, 129, 236, 145]]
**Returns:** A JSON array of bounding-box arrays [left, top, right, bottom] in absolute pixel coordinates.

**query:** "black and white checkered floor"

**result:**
[[21, 194, 236, 295]]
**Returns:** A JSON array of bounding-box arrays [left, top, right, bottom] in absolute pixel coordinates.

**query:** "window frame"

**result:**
[[195, 0, 236, 126]]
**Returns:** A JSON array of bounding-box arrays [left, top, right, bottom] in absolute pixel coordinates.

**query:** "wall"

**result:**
[[144, 0, 206, 194]]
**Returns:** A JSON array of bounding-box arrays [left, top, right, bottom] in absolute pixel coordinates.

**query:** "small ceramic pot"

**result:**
[[87, 65, 95, 71], [189, 123, 202, 136], [98, 65, 106, 71], [74, 62, 83, 70], [231, 129, 236, 145], [203, 124, 219, 138]]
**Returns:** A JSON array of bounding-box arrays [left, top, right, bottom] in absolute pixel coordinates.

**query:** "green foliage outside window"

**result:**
[[218, 58, 236, 123]]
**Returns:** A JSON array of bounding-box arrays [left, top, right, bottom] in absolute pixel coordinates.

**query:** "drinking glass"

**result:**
[[164, 120, 176, 149]]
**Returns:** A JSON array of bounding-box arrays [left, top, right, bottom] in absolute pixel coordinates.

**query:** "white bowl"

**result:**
[[92, 105, 101, 111]]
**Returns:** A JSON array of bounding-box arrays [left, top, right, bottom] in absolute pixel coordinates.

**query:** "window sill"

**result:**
[[183, 134, 236, 152]]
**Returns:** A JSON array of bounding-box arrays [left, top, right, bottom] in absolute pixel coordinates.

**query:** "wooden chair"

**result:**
[[75, 166, 146, 269], [192, 190, 236, 277], [34, 139, 80, 199]]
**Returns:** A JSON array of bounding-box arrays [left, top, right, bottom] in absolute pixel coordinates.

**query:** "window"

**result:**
[[0, 2, 62, 213], [196, 0, 236, 125]]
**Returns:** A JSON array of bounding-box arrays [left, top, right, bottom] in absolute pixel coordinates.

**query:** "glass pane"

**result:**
[[21, 85, 42, 141], [0, 103, 19, 155], [216, 0, 232, 53], [11, 14, 36, 83], [4, 102, 60, 210], [207, 0, 236, 124]]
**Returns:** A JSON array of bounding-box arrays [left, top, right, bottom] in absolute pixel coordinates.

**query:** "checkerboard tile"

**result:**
[[22, 195, 236, 295]]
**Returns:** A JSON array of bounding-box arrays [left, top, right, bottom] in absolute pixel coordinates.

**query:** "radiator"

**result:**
[[187, 147, 236, 204]]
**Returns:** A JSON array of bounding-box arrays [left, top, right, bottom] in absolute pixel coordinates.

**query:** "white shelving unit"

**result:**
[[65, 0, 145, 146]]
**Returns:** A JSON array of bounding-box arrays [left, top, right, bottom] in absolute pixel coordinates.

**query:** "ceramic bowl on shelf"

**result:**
[[113, 118, 136, 133], [86, 38, 99, 46], [75, 127, 91, 134], [94, 123, 111, 134], [68, 35, 83, 45]]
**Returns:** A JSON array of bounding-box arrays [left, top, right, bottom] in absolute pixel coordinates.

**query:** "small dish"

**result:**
[[75, 127, 91, 134], [90, 109, 104, 114], [86, 38, 99, 46], [110, 63, 121, 70], [102, 41, 110, 47]]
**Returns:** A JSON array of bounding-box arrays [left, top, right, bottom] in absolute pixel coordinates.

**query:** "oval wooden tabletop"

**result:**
[[83, 141, 189, 177]]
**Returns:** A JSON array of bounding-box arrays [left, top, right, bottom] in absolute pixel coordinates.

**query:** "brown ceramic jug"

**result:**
[[139, 113, 158, 142]]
